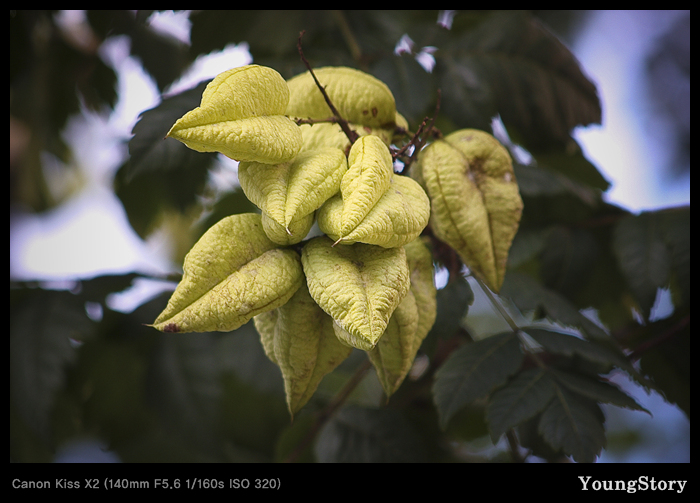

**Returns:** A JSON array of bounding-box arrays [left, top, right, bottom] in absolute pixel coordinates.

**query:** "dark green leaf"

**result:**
[[148, 334, 222, 447], [114, 83, 216, 238], [506, 227, 550, 269], [372, 53, 435, 125], [550, 369, 650, 414], [524, 327, 629, 371], [539, 226, 600, 298], [658, 206, 690, 309], [486, 368, 556, 442], [516, 414, 564, 462], [538, 387, 605, 462], [122, 81, 214, 181], [501, 271, 609, 341], [438, 11, 601, 148], [433, 332, 524, 428], [129, 21, 190, 92], [74, 273, 142, 302], [10, 289, 95, 440], [637, 314, 690, 417], [315, 406, 428, 462], [190, 10, 343, 66], [424, 273, 474, 343], [513, 163, 600, 205], [613, 211, 672, 319], [531, 139, 610, 191]]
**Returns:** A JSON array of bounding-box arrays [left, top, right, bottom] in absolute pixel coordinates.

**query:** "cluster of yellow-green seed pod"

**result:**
[[153, 63, 522, 414]]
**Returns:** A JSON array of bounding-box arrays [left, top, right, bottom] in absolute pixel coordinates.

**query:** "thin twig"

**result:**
[[297, 31, 359, 144], [294, 117, 341, 126], [403, 89, 442, 172], [627, 313, 689, 362], [506, 430, 527, 462]]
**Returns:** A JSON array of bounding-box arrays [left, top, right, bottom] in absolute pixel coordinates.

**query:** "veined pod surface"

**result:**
[[238, 147, 347, 230], [152, 213, 303, 333], [367, 238, 437, 396], [404, 237, 437, 343], [317, 175, 430, 248], [414, 129, 523, 292], [367, 290, 419, 396], [323, 135, 394, 244], [298, 112, 408, 153], [253, 282, 353, 416], [261, 210, 315, 246], [301, 237, 411, 351], [286, 67, 397, 128], [167, 65, 302, 164]]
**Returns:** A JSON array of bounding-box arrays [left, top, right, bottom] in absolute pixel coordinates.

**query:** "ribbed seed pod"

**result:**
[[413, 129, 523, 292], [152, 213, 303, 333], [286, 67, 397, 129], [167, 65, 302, 164]]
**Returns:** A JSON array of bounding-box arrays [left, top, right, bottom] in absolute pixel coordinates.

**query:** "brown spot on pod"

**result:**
[[163, 323, 180, 333]]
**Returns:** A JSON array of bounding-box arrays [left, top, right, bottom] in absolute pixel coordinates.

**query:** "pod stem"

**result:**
[[297, 31, 359, 145]]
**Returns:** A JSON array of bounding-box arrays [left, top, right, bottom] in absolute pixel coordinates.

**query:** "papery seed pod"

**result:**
[[367, 238, 437, 396], [322, 135, 394, 244], [317, 175, 430, 248], [367, 289, 419, 396], [298, 121, 397, 154], [238, 147, 347, 230], [413, 129, 523, 292], [253, 282, 352, 416], [301, 237, 410, 351], [261, 210, 315, 246], [167, 65, 302, 164], [286, 67, 397, 128], [152, 213, 303, 333], [404, 237, 437, 342]]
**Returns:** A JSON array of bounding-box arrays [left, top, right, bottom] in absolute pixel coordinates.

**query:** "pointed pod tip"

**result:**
[[332, 237, 343, 247]]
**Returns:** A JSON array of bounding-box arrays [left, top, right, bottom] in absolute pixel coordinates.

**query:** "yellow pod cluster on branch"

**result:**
[[153, 62, 490, 414]]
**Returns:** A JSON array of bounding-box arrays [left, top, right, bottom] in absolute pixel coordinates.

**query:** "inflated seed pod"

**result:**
[[316, 135, 430, 248], [301, 237, 411, 351], [253, 282, 352, 416], [366, 237, 436, 396], [261, 210, 315, 246], [317, 175, 430, 248], [167, 65, 302, 164], [286, 67, 397, 129], [367, 289, 419, 396], [152, 213, 303, 333], [339, 135, 394, 238], [413, 129, 523, 292], [238, 147, 347, 232]]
